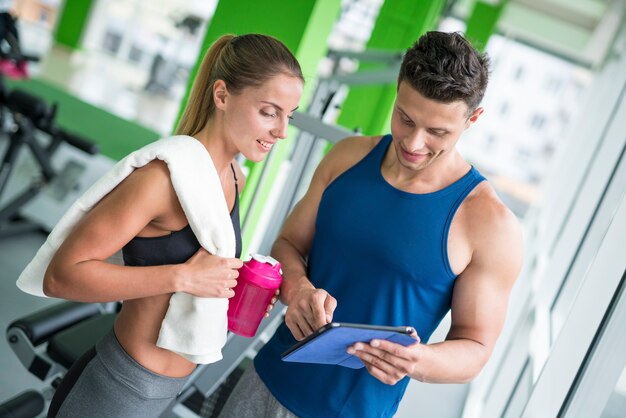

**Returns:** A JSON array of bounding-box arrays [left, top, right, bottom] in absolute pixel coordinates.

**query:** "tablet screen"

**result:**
[[281, 322, 417, 369]]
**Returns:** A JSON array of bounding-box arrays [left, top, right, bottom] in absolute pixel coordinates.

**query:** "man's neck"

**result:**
[[382, 148, 470, 194]]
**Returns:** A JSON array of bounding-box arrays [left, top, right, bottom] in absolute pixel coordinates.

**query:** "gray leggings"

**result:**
[[219, 365, 298, 418], [48, 330, 189, 418]]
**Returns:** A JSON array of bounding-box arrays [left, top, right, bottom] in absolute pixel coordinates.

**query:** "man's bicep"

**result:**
[[447, 215, 523, 348], [447, 264, 511, 349]]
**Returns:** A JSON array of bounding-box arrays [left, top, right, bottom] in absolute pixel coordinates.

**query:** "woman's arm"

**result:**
[[44, 160, 241, 302]]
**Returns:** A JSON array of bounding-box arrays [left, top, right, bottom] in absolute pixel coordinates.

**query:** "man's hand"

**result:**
[[347, 331, 421, 385], [285, 287, 337, 340]]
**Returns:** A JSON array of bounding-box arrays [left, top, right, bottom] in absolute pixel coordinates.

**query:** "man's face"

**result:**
[[390, 81, 483, 172]]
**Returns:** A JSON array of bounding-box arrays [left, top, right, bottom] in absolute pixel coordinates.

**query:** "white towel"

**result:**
[[16, 135, 236, 364]]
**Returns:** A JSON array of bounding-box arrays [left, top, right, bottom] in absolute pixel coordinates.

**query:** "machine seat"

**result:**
[[47, 313, 116, 369]]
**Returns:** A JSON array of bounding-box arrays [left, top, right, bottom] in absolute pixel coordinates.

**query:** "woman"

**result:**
[[43, 34, 303, 417]]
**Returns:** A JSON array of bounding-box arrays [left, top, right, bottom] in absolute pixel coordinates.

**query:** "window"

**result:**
[[530, 114, 546, 130], [544, 76, 563, 94], [601, 365, 626, 418], [39, 9, 49, 23], [102, 30, 123, 54], [128, 45, 143, 63]]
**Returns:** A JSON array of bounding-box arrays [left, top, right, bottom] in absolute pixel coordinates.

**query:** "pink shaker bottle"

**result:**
[[228, 254, 282, 337]]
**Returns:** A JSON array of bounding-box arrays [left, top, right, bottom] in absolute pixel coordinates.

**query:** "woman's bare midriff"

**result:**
[[113, 294, 196, 378], [109, 168, 237, 379]]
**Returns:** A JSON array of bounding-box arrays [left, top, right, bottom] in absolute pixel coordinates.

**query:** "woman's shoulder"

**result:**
[[133, 159, 171, 180], [112, 160, 183, 224], [120, 160, 176, 202]]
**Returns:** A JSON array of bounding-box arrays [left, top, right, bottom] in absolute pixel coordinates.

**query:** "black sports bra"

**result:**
[[122, 164, 242, 267]]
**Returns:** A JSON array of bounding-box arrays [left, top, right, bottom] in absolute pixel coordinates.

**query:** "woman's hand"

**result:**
[[264, 289, 281, 318], [177, 249, 243, 298]]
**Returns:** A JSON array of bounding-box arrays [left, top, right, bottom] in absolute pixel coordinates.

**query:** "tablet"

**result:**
[[281, 322, 417, 369]]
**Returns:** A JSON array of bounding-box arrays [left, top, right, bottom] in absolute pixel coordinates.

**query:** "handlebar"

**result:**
[[5, 89, 47, 122], [4, 89, 100, 155], [60, 130, 100, 155]]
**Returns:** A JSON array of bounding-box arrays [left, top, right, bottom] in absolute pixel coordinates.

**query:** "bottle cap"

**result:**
[[250, 253, 279, 267], [241, 254, 283, 288]]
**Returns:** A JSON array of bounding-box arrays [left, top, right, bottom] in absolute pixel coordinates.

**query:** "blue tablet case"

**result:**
[[281, 325, 417, 369]]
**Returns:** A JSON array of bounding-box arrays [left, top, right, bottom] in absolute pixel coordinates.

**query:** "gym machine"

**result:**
[[0, 79, 99, 238]]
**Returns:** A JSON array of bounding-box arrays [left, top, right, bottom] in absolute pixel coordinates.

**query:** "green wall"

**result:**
[[336, 0, 447, 135], [54, 0, 95, 50]]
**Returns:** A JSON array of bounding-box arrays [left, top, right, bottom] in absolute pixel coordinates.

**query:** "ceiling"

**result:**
[[452, 0, 626, 68]]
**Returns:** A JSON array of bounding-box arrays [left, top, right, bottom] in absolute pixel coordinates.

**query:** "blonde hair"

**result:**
[[176, 34, 304, 136]]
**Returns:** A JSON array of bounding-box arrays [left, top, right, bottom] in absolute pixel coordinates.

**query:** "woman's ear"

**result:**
[[213, 79, 229, 111]]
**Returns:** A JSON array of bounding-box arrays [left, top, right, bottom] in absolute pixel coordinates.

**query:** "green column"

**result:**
[[336, 0, 447, 135], [54, 0, 95, 50], [175, 0, 341, 254], [465, 0, 508, 51]]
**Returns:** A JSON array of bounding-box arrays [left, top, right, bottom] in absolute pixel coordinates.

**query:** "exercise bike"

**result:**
[[0, 80, 99, 239]]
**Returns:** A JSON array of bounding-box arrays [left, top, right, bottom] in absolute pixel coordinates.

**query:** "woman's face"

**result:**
[[219, 74, 303, 162]]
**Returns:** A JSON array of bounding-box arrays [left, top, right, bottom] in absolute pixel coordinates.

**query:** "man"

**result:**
[[220, 31, 523, 418]]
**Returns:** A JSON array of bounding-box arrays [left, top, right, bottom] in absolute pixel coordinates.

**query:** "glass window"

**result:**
[[454, 31, 593, 219], [503, 360, 533, 418], [544, 76, 563, 94], [39, 9, 49, 23], [529, 114, 546, 130], [601, 365, 626, 418], [102, 30, 123, 54]]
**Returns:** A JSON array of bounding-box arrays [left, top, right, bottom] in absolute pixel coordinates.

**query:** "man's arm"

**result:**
[[271, 196, 337, 340], [272, 137, 376, 340], [350, 197, 523, 384]]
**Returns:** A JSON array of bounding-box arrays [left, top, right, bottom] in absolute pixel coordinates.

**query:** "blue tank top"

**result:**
[[254, 135, 485, 418]]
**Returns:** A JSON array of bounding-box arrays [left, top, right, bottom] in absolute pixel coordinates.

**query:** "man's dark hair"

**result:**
[[398, 31, 490, 114]]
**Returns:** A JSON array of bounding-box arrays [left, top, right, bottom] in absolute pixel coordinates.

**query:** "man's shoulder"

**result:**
[[466, 181, 517, 219], [463, 181, 522, 251], [321, 135, 383, 179], [456, 179, 524, 288], [328, 135, 382, 156]]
